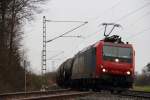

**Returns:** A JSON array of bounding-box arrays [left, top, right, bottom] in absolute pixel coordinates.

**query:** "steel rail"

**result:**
[[0, 89, 70, 99], [120, 90, 150, 98], [16, 91, 92, 100]]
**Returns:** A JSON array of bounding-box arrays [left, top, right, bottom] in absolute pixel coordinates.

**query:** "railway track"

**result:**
[[0, 89, 150, 100], [91, 89, 150, 99], [17, 91, 92, 100], [119, 90, 150, 99], [0, 89, 71, 100]]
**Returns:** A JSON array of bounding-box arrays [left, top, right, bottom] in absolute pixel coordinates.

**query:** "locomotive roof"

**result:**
[[77, 40, 132, 55], [76, 35, 133, 56], [94, 40, 133, 48]]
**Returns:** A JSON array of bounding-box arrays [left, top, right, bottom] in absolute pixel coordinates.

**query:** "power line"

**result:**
[[76, 0, 122, 39], [45, 1, 150, 60], [127, 27, 150, 40], [84, 28, 102, 38], [119, 10, 150, 37], [92, 2, 150, 41], [93, 2, 150, 35], [45, 20, 86, 23], [47, 51, 64, 60], [46, 21, 88, 43], [128, 11, 150, 27], [74, 0, 122, 40], [91, 0, 122, 22], [116, 2, 150, 22], [47, 58, 62, 60], [66, 1, 150, 61], [106, 2, 150, 40], [60, 35, 84, 38], [75, 23, 121, 52], [42, 16, 88, 73], [90, 2, 150, 38]]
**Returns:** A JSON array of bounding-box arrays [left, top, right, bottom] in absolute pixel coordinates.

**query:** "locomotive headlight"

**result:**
[[115, 58, 119, 62], [126, 71, 131, 75], [102, 68, 106, 72]]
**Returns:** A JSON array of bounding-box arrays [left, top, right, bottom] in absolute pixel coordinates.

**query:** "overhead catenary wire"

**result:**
[[90, 0, 149, 34], [116, 2, 150, 22], [127, 27, 150, 40], [45, 20, 86, 23], [47, 1, 150, 60], [43, 17, 88, 72], [127, 11, 150, 28], [91, 0, 122, 22], [47, 51, 64, 60], [119, 10, 150, 37], [60, 35, 84, 38], [46, 21, 88, 43], [117, 2, 150, 39], [82, 0, 122, 37], [71, 0, 123, 41], [74, 1, 150, 53], [84, 27, 104, 38], [46, 0, 129, 44], [85, 2, 150, 40]]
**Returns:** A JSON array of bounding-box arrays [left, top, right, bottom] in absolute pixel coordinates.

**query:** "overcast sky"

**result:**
[[24, 0, 150, 74]]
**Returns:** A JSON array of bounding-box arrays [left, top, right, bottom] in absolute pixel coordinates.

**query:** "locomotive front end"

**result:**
[[96, 41, 135, 89]]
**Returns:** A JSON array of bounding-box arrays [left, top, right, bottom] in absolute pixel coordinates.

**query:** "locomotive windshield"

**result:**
[[103, 45, 132, 63]]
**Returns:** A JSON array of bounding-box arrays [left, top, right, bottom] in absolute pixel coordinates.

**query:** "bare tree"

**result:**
[[0, 0, 48, 93]]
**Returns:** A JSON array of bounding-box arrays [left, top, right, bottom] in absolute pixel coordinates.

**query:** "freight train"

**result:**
[[56, 23, 135, 92]]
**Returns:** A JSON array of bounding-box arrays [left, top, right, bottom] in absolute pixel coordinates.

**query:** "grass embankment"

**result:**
[[133, 85, 150, 92]]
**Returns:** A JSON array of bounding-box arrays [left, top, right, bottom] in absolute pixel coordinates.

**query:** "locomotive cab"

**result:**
[[102, 43, 133, 76]]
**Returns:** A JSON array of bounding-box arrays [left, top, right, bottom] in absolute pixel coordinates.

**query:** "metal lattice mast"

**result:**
[[41, 16, 47, 89]]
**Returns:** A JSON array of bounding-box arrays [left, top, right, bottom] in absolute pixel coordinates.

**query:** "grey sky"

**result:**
[[24, 0, 150, 74]]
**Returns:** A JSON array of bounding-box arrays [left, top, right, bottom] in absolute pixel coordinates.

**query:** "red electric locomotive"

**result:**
[[56, 23, 135, 91]]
